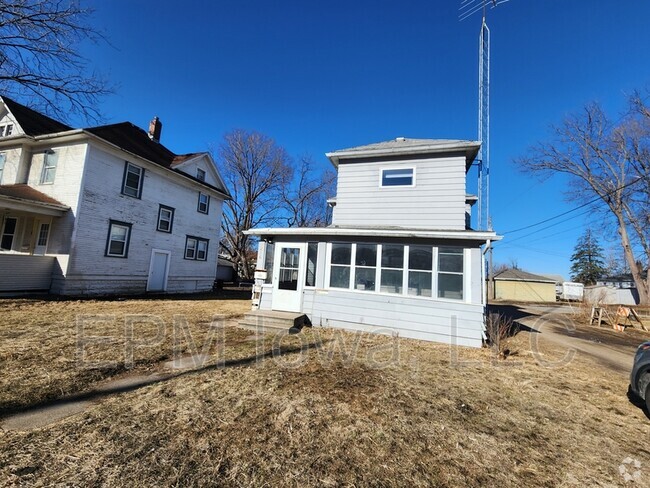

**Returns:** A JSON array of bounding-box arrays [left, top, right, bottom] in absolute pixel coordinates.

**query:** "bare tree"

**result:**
[[0, 0, 109, 122], [216, 129, 292, 280], [282, 155, 336, 227], [516, 98, 649, 304]]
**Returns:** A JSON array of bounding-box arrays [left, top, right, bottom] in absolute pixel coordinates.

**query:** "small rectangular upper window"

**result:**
[[196, 168, 206, 181], [197, 192, 210, 214], [40, 150, 58, 184], [0, 124, 13, 137], [122, 162, 144, 198], [381, 168, 414, 187]]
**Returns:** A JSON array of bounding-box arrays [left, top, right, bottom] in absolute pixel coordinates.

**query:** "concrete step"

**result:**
[[239, 310, 311, 333]]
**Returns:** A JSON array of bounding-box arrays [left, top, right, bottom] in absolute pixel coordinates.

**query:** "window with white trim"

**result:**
[[122, 162, 144, 198], [40, 150, 58, 184], [185, 236, 209, 261], [0, 153, 5, 184], [37, 223, 50, 247], [305, 242, 318, 287], [354, 243, 377, 291], [381, 168, 414, 187], [157, 205, 174, 233], [438, 247, 464, 300], [264, 242, 275, 284], [329, 243, 352, 288], [106, 221, 131, 258], [380, 244, 404, 294], [408, 245, 433, 297], [197, 192, 210, 214], [196, 168, 206, 181], [1, 217, 17, 251], [0, 124, 13, 137]]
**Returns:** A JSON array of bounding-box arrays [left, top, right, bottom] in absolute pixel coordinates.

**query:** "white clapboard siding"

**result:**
[[0, 255, 55, 291], [332, 156, 467, 230]]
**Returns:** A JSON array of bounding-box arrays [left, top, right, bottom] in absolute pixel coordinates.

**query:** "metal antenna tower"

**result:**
[[460, 0, 508, 231]]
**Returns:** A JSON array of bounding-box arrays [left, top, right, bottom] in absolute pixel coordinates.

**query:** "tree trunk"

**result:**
[[615, 211, 649, 305]]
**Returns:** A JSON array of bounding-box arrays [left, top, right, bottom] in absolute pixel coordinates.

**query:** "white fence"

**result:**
[[583, 285, 640, 306]]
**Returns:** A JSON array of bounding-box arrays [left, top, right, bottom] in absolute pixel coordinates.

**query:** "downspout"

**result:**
[[481, 239, 492, 342]]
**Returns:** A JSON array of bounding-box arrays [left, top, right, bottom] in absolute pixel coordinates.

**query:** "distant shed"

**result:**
[[493, 269, 557, 303]]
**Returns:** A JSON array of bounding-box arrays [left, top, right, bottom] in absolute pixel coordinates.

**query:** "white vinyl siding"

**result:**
[[332, 157, 467, 230]]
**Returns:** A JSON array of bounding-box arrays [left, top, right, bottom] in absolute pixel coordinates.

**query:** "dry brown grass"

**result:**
[[1, 297, 650, 487]]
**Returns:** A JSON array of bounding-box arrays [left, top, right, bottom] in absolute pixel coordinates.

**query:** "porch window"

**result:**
[[305, 242, 318, 287], [438, 247, 464, 300], [197, 192, 210, 214], [408, 245, 433, 297], [157, 205, 174, 233], [106, 221, 131, 258], [185, 236, 209, 261], [122, 162, 144, 198], [40, 150, 58, 184], [1, 217, 17, 251], [0, 153, 5, 183], [196, 168, 206, 181], [264, 242, 274, 284], [380, 244, 404, 294], [381, 168, 414, 187], [37, 223, 50, 247], [354, 243, 377, 291], [329, 243, 352, 288]]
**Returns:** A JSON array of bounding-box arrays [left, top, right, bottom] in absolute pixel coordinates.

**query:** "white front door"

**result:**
[[147, 249, 170, 292], [271, 243, 306, 312], [33, 221, 50, 255]]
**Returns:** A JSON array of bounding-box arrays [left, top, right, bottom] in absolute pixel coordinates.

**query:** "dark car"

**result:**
[[630, 341, 650, 411]]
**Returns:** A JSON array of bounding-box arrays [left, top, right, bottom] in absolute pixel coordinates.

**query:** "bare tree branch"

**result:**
[[281, 155, 335, 227]]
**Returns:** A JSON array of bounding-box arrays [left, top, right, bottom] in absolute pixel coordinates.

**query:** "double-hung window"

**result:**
[[0, 153, 5, 184], [0, 124, 13, 137], [438, 247, 464, 300], [329, 243, 352, 288], [380, 168, 414, 187], [185, 236, 209, 261], [196, 168, 206, 181], [106, 221, 131, 258], [40, 150, 58, 184], [197, 192, 210, 214], [354, 244, 377, 291], [380, 244, 404, 294], [122, 162, 144, 198], [157, 205, 174, 233]]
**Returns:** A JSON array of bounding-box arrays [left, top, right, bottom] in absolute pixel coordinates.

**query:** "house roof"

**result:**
[[245, 225, 501, 243], [599, 271, 647, 282], [493, 268, 556, 283], [1, 96, 72, 136], [0, 184, 69, 209], [326, 138, 481, 167]]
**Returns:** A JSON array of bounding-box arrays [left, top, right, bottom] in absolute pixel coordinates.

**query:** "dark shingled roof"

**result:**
[[493, 268, 556, 283], [1, 96, 72, 136], [0, 184, 69, 208]]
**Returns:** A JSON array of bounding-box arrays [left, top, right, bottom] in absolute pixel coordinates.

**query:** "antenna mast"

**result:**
[[460, 0, 507, 231]]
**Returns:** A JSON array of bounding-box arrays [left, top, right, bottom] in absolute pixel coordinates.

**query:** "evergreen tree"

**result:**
[[570, 229, 607, 285]]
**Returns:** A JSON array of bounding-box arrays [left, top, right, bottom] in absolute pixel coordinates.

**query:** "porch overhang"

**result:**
[[0, 185, 70, 216], [245, 226, 502, 243]]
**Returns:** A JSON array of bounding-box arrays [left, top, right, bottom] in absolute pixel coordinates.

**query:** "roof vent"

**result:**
[[396, 137, 406, 142]]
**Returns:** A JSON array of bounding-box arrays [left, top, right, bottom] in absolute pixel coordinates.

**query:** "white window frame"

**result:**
[[196, 168, 206, 181], [0, 124, 13, 137], [379, 167, 416, 188], [105, 220, 131, 258], [185, 236, 209, 261], [1, 216, 17, 251], [437, 246, 465, 301], [40, 150, 58, 185], [122, 162, 144, 198], [197, 192, 210, 214], [157, 205, 174, 233]]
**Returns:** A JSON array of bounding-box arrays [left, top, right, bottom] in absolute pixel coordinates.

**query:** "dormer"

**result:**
[[326, 138, 480, 231]]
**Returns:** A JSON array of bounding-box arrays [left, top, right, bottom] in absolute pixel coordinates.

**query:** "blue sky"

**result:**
[[79, 0, 650, 278]]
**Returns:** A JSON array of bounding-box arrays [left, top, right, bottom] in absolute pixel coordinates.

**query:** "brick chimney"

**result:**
[[148, 116, 162, 142]]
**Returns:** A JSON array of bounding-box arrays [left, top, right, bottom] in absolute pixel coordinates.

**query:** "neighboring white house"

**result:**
[[246, 138, 501, 347], [0, 96, 230, 295]]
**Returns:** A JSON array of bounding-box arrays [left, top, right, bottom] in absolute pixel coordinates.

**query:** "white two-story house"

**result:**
[[0, 96, 230, 295], [246, 138, 501, 347]]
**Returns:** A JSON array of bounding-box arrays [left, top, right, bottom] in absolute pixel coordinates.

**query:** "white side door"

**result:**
[[147, 249, 171, 292], [33, 221, 51, 255], [271, 243, 306, 312]]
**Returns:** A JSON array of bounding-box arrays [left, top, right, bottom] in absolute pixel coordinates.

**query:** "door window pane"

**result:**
[[278, 247, 300, 290], [37, 223, 50, 247]]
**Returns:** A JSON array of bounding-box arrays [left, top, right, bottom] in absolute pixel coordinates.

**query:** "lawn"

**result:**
[[1, 296, 650, 487]]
